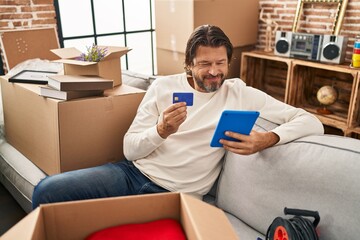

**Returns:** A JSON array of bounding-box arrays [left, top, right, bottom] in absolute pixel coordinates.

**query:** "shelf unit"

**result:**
[[348, 73, 360, 138], [240, 51, 292, 103], [241, 51, 360, 139]]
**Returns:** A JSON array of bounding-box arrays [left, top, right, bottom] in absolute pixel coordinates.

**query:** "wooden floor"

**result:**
[[0, 183, 27, 236]]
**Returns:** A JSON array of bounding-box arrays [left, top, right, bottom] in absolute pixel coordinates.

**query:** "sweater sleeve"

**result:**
[[242, 86, 324, 145], [269, 106, 325, 145], [123, 81, 166, 160]]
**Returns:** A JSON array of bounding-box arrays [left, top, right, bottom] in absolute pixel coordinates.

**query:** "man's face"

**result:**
[[190, 45, 229, 93]]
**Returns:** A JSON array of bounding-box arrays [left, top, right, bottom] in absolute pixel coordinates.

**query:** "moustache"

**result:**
[[204, 74, 223, 79]]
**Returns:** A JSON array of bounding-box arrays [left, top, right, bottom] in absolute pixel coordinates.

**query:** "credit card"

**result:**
[[173, 92, 193, 106]]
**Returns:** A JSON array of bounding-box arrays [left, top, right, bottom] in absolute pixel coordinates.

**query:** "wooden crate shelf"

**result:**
[[349, 73, 360, 128], [240, 51, 360, 139], [241, 51, 292, 103], [290, 62, 357, 127]]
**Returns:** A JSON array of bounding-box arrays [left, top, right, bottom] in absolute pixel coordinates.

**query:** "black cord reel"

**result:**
[[266, 207, 320, 240]]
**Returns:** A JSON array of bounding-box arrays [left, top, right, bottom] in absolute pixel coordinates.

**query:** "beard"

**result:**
[[192, 72, 226, 92]]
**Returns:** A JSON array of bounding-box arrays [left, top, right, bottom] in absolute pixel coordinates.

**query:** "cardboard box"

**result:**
[[51, 46, 130, 87], [1, 193, 238, 240], [156, 48, 186, 75], [0, 27, 60, 73], [155, 0, 259, 51], [0, 76, 145, 175], [154, 0, 259, 76], [157, 45, 256, 77]]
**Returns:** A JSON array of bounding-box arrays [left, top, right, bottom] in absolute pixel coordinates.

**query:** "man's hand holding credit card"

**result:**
[[173, 92, 194, 106]]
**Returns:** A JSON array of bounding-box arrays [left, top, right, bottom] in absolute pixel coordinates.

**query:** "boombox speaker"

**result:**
[[320, 35, 348, 64], [274, 31, 292, 57]]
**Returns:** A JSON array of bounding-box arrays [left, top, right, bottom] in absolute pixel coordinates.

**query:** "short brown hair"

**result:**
[[184, 25, 233, 74]]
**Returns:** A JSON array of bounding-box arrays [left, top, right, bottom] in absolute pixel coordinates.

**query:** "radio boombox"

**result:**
[[274, 31, 348, 64]]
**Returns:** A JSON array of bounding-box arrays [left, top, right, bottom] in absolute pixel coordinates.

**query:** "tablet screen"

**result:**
[[210, 110, 260, 147]]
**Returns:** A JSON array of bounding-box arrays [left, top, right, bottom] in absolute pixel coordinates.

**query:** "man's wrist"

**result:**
[[157, 123, 168, 139], [267, 132, 280, 147]]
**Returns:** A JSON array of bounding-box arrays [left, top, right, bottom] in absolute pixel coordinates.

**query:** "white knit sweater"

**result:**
[[123, 73, 324, 198]]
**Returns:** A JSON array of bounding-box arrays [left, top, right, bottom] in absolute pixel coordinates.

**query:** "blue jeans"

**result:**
[[32, 160, 169, 209]]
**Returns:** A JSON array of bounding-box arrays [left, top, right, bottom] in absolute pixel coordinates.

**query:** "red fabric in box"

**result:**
[[86, 218, 186, 240]]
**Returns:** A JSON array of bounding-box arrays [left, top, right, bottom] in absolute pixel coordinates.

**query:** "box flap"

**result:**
[[50, 47, 83, 59], [101, 46, 131, 60], [53, 58, 98, 66], [180, 193, 238, 240], [0, 27, 60, 72], [1, 208, 44, 240]]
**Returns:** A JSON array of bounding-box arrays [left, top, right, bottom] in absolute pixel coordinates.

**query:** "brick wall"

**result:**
[[0, 0, 56, 73], [0, 0, 56, 29], [257, 0, 360, 63], [0, 1, 359, 64]]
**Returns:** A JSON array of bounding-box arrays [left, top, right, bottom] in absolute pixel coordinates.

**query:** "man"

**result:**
[[32, 25, 324, 208]]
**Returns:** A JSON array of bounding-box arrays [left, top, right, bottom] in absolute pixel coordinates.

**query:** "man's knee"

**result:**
[[32, 176, 51, 209], [32, 175, 67, 209]]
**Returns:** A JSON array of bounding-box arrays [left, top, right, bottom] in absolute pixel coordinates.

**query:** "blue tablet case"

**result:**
[[210, 110, 260, 147]]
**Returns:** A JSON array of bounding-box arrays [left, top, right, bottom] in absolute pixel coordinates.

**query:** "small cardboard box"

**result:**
[[51, 46, 130, 87], [1, 193, 238, 240], [0, 76, 145, 175]]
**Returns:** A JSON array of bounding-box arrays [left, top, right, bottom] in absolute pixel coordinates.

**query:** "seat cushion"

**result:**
[[121, 70, 156, 90], [225, 213, 264, 240], [0, 139, 46, 213], [216, 134, 360, 239]]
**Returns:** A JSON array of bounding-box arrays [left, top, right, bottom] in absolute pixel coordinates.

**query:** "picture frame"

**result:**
[[292, 0, 349, 35], [8, 70, 59, 84]]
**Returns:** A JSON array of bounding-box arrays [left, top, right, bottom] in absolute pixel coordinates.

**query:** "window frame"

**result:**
[[53, 0, 156, 75]]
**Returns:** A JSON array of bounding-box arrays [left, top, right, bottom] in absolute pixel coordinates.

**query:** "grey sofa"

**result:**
[[104, 71, 360, 240], [207, 118, 360, 240], [1, 64, 360, 239]]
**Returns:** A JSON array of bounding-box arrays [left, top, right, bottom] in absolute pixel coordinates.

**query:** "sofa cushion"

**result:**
[[216, 134, 360, 240], [226, 213, 264, 239], [122, 70, 156, 90], [0, 139, 46, 213]]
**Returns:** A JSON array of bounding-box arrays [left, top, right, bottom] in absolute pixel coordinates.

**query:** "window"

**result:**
[[54, 0, 156, 75]]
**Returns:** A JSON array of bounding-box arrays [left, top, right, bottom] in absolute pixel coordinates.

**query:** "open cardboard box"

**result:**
[[0, 76, 145, 175], [1, 193, 238, 240], [51, 46, 130, 87]]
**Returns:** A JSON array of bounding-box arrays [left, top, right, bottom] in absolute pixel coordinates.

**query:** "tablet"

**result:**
[[210, 110, 260, 147]]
